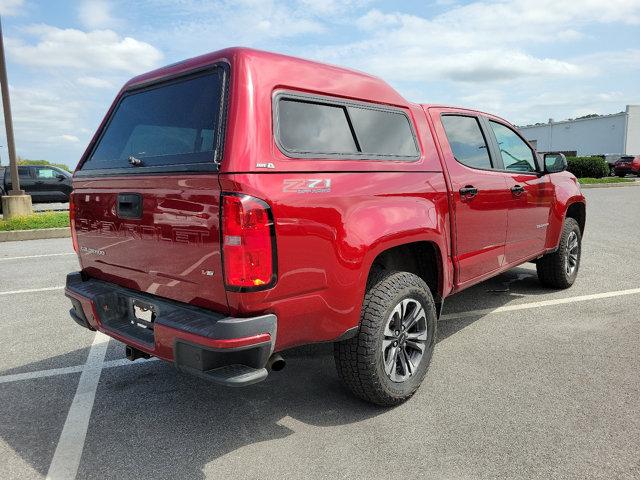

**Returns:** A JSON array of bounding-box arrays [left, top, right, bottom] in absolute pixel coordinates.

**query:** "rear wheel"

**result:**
[[536, 217, 581, 289], [334, 270, 437, 406]]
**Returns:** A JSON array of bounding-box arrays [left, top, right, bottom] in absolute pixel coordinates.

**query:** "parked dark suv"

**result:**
[[0, 165, 72, 205]]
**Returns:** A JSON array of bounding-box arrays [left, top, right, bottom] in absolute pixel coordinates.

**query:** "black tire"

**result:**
[[334, 270, 437, 406], [536, 217, 581, 289]]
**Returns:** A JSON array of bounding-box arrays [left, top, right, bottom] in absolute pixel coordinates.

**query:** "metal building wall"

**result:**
[[518, 108, 637, 155]]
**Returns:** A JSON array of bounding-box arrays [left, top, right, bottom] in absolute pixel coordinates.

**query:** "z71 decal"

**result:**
[[283, 179, 332, 194]]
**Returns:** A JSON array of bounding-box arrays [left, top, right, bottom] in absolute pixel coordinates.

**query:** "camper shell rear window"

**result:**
[[79, 66, 227, 175]]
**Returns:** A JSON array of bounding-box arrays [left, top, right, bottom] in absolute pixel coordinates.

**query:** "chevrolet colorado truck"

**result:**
[[65, 48, 586, 406]]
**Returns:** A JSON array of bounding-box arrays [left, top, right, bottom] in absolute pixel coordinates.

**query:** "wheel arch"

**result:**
[[366, 240, 446, 316], [565, 201, 586, 235]]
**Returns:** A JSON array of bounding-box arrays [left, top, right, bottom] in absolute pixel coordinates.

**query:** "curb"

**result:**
[[580, 181, 640, 189], [0, 227, 70, 242]]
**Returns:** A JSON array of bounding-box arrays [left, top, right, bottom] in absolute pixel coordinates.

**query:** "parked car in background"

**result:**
[[604, 154, 622, 175], [0, 165, 72, 208], [64, 47, 586, 406], [613, 156, 638, 177]]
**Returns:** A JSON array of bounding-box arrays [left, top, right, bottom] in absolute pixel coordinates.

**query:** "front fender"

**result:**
[[546, 172, 586, 250]]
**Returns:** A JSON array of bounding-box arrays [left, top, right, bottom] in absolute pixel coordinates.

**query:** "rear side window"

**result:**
[[441, 115, 492, 169], [275, 95, 418, 159], [82, 68, 225, 171], [18, 167, 31, 179]]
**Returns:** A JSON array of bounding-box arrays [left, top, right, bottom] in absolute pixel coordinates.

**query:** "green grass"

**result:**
[[0, 211, 70, 231], [578, 177, 635, 185]]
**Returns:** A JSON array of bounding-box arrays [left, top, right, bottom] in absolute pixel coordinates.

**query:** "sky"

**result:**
[[0, 0, 638, 167]]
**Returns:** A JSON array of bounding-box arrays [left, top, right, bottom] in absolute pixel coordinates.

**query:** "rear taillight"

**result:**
[[221, 194, 276, 290], [69, 193, 78, 253]]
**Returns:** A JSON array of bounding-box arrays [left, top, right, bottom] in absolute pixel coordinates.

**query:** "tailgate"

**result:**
[[70, 65, 229, 312], [72, 175, 228, 312]]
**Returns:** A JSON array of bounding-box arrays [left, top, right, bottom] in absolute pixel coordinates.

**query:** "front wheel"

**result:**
[[536, 217, 582, 289], [334, 270, 437, 406]]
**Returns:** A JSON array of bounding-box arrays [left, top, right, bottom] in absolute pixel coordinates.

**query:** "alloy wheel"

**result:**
[[382, 298, 428, 383], [566, 231, 579, 276]]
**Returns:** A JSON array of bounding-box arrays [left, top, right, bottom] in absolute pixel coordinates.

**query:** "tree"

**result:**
[[17, 157, 72, 172]]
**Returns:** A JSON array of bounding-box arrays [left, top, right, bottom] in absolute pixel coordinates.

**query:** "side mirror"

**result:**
[[56, 174, 66, 181], [543, 153, 567, 174]]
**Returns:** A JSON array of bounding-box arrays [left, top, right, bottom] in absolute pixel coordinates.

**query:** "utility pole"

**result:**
[[0, 15, 32, 217]]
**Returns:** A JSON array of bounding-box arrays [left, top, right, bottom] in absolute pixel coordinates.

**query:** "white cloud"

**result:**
[[7, 25, 163, 74], [316, 0, 640, 84], [297, 0, 369, 15], [142, 0, 327, 54], [0, 0, 24, 16], [78, 0, 118, 29], [76, 76, 115, 89], [2, 85, 89, 162]]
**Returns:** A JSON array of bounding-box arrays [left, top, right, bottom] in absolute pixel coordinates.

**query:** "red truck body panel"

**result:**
[[69, 47, 585, 361]]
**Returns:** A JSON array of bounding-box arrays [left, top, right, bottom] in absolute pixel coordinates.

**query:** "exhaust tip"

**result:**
[[268, 353, 286, 371]]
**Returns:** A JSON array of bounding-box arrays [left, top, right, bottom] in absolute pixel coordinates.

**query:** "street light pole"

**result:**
[[0, 15, 31, 218], [0, 16, 22, 194]]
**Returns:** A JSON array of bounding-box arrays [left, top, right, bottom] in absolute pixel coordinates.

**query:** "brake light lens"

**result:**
[[222, 194, 275, 290], [69, 192, 78, 253]]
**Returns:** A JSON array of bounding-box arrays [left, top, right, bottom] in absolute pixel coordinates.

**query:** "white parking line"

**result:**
[[0, 286, 64, 296], [0, 364, 84, 384], [0, 253, 75, 261], [0, 357, 158, 384], [46, 332, 109, 480], [441, 287, 640, 321]]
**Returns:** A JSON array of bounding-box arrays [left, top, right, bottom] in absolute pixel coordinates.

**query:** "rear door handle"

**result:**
[[459, 186, 478, 199], [511, 185, 525, 196]]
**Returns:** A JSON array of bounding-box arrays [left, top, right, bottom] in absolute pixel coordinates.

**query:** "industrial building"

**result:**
[[518, 105, 640, 156]]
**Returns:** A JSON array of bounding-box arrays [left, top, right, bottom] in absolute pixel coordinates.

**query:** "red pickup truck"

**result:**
[[65, 48, 586, 406]]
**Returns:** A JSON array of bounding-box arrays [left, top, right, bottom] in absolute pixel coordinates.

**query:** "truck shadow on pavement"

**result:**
[[0, 265, 560, 478]]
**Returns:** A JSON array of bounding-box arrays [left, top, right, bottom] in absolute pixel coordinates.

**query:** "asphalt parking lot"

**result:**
[[1, 187, 639, 480]]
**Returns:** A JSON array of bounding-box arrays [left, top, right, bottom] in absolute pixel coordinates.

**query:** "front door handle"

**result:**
[[511, 185, 525, 196], [459, 186, 478, 200]]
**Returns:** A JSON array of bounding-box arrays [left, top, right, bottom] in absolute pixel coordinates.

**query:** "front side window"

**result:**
[[82, 69, 225, 171], [35, 167, 57, 179], [276, 96, 418, 159], [441, 115, 492, 169], [489, 121, 537, 172]]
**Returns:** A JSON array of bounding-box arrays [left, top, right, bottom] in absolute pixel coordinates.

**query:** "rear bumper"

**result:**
[[65, 272, 277, 386]]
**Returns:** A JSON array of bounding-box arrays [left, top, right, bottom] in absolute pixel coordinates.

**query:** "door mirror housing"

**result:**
[[56, 174, 66, 181], [543, 153, 567, 174]]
